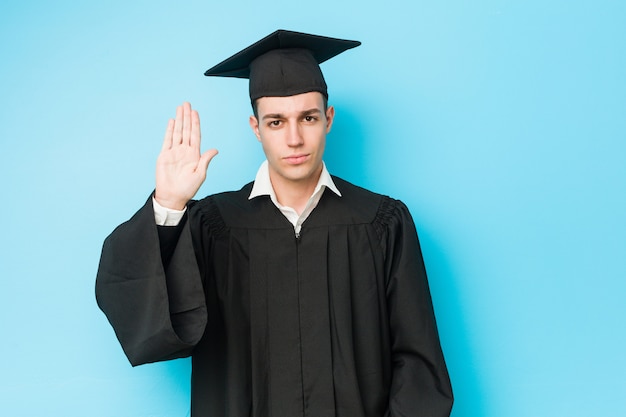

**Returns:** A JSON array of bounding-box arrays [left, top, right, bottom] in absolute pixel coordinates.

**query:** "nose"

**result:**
[[286, 123, 304, 147]]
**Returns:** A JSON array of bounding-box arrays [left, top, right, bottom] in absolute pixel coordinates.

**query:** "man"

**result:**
[[96, 30, 453, 417]]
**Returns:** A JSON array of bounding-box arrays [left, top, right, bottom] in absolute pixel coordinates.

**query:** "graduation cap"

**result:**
[[204, 30, 361, 102]]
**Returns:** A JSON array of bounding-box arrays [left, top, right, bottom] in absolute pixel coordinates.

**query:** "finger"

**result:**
[[173, 105, 183, 144], [190, 109, 201, 149], [197, 149, 219, 175], [182, 102, 192, 146], [161, 119, 175, 151]]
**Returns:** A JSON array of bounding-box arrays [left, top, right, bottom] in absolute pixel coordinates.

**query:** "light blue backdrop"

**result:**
[[1, 0, 624, 416]]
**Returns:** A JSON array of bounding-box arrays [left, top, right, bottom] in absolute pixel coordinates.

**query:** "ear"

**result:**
[[249, 115, 261, 141], [325, 105, 335, 133]]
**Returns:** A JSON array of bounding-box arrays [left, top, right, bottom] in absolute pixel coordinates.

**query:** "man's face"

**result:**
[[249, 91, 334, 189]]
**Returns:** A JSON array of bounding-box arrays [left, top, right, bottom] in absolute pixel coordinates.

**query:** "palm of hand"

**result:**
[[154, 102, 218, 210]]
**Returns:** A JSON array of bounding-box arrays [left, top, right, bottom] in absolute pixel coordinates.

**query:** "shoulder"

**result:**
[[329, 176, 414, 230], [188, 182, 285, 230], [330, 176, 383, 220], [186, 182, 255, 232], [194, 182, 255, 210]]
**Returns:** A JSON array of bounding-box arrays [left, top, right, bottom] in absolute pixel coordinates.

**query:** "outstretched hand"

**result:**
[[155, 102, 218, 210]]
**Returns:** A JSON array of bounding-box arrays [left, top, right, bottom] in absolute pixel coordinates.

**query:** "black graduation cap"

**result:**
[[204, 30, 361, 102]]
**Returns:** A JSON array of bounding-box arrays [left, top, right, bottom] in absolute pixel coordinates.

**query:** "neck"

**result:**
[[270, 168, 322, 215]]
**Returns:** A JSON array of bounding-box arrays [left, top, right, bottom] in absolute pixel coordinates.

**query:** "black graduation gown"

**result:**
[[96, 177, 453, 417]]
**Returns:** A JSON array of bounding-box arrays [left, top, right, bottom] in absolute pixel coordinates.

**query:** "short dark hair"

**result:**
[[252, 94, 328, 119]]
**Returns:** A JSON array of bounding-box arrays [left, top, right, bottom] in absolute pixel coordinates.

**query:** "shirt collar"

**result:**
[[249, 160, 342, 201]]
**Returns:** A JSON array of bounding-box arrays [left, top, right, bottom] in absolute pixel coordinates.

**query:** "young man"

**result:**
[[96, 30, 453, 417]]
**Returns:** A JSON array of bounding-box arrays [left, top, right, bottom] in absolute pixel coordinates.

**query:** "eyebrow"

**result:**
[[262, 108, 322, 121]]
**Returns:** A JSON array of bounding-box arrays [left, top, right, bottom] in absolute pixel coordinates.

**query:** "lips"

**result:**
[[284, 154, 309, 165]]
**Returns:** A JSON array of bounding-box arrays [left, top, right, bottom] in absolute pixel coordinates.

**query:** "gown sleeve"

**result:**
[[95, 197, 207, 366], [380, 199, 454, 416]]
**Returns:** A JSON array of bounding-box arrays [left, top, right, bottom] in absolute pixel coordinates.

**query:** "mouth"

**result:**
[[283, 154, 309, 165]]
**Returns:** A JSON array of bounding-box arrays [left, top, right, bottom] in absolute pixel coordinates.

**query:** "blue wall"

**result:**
[[1, 1, 624, 416]]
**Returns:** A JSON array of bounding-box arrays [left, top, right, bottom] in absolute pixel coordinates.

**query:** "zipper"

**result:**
[[295, 231, 305, 414]]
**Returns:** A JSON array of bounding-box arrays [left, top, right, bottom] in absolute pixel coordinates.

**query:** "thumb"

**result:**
[[197, 149, 219, 174]]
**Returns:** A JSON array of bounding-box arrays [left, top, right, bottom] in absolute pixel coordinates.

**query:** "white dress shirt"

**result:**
[[153, 161, 341, 237]]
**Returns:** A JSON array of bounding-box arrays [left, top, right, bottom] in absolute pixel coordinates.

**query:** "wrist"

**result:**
[[153, 193, 188, 211]]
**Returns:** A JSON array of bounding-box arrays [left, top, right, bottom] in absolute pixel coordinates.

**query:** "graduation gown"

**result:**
[[96, 177, 453, 417]]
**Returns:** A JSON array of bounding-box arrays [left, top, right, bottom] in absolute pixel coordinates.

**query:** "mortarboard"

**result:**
[[204, 30, 361, 102]]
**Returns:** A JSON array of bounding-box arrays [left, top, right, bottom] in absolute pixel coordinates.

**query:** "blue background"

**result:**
[[1, 0, 624, 416]]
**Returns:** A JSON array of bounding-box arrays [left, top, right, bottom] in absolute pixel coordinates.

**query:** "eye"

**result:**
[[267, 120, 282, 128], [303, 115, 318, 123]]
